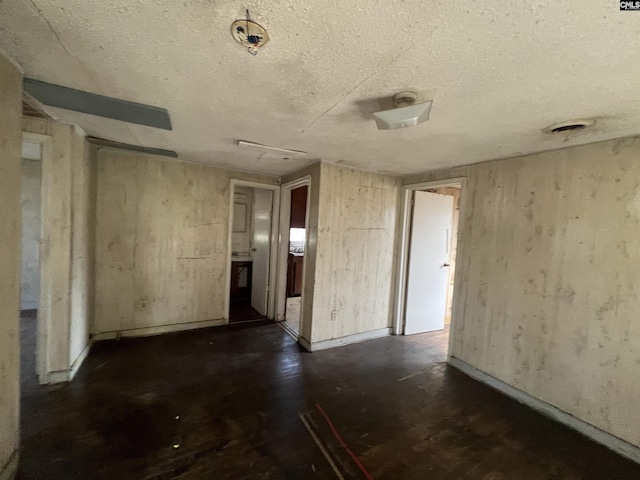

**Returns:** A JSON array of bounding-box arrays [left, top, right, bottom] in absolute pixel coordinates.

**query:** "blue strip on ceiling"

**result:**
[[23, 78, 172, 130], [87, 137, 178, 158]]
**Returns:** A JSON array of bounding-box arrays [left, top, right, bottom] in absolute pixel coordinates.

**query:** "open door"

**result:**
[[251, 189, 273, 316], [404, 191, 454, 335]]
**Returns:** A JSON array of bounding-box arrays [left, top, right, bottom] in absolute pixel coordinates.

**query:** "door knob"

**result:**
[[442, 263, 450, 267]]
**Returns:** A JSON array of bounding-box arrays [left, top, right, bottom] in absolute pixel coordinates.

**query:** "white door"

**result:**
[[251, 189, 273, 316], [404, 191, 454, 335]]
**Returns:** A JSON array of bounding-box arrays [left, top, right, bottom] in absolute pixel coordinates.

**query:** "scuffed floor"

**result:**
[[285, 296, 302, 335], [16, 322, 640, 479]]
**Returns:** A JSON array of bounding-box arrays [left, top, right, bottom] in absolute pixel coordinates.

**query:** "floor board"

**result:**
[[16, 319, 640, 479], [229, 303, 266, 323]]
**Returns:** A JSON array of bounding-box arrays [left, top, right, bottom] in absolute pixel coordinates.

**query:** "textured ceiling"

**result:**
[[1, 1, 639, 176]]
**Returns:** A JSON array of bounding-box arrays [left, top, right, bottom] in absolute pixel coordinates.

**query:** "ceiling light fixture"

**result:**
[[237, 140, 307, 157], [231, 10, 269, 55], [373, 92, 432, 130]]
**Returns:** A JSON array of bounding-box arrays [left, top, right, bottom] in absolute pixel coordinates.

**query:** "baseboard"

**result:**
[[277, 320, 300, 342], [449, 356, 640, 465], [92, 318, 227, 342], [298, 335, 312, 352], [0, 449, 19, 480], [306, 328, 391, 352], [41, 369, 70, 384], [69, 341, 92, 381], [37, 341, 93, 385]]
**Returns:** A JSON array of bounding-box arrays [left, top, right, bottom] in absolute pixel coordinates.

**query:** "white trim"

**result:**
[[225, 180, 281, 322], [393, 177, 467, 362], [277, 320, 300, 342], [275, 177, 311, 338], [304, 328, 391, 352], [92, 318, 227, 342], [68, 341, 92, 381], [298, 335, 312, 352], [43, 370, 71, 384], [0, 449, 19, 480], [22, 132, 50, 144], [449, 357, 640, 465]]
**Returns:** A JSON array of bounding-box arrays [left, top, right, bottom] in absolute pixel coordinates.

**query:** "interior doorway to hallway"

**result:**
[[396, 179, 464, 354], [19, 138, 42, 387], [227, 182, 279, 323], [276, 178, 310, 340]]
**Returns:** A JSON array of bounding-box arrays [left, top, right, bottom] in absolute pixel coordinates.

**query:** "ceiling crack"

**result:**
[[297, 24, 441, 136], [28, 0, 78, 61], [299, 68, 379, 134]]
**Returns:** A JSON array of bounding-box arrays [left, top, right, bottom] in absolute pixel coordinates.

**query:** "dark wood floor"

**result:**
[[20, 310, 38, 390], [228, 303, 266, 323], [17, 317, 640, 479]]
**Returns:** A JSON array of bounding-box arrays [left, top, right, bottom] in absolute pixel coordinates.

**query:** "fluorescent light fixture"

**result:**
[[373, 100, 432, 130], [237, 140, 307, 157]]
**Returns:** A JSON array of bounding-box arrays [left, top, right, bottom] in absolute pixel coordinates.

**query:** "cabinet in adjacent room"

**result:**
[[287, 254, 304, 297]]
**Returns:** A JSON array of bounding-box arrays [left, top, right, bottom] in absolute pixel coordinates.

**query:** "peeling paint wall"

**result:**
[[311, 163, 400, 343], [405, 136, 640, 448], [93, 149, 278, 335], [0, 52, 22, 478]]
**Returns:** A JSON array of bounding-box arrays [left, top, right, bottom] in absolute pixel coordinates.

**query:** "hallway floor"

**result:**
[[228, 303, 266, 323], [17, 322, 640, 479]]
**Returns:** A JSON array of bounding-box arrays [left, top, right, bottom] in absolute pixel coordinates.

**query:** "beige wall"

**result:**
[[22, 117, 94, 381], [69, 134, 94, 367], [0, 52, 22, 479], [20, 159, 42, 310], [311, 163, 400, 343], [406, 135, 640, 448], [94, 149, 278, 335]]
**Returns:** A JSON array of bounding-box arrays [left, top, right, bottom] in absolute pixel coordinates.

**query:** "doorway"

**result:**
[[276, 178, 310, 339], [227, 182, 279, 323], [395, 179, 464, 356], [19, 138, 42, 386]]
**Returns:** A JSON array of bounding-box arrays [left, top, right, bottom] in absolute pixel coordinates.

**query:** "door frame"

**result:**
[[394, 177, 467, 359], [275, 176, 311, 339], [22, 131, 53, 383], [225, 180, 280, 322]]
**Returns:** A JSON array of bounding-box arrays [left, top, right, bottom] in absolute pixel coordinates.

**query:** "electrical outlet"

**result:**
[[331, 310, 337, 322]]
